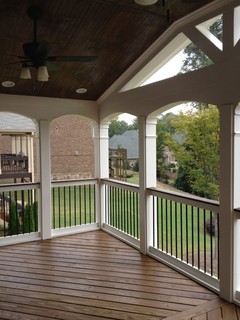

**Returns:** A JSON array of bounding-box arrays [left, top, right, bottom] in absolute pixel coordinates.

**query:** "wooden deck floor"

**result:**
[[0, 230, 238, 320]]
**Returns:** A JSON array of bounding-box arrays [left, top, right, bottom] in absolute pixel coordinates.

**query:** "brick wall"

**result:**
[[0, 135, 12, 154], [50, 115, 95, 180]]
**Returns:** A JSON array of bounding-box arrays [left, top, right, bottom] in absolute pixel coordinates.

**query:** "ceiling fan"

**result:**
[[3, 6, 96, 81]]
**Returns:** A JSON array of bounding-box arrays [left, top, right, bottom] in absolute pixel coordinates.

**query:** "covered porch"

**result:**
[[0, 0, 240, 316]]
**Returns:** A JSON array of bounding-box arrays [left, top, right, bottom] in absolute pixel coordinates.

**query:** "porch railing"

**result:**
[[102, 179, 140, 244], [0, 182, 39, 239], [51, 179, 98, 232], [148, 188, 219, 282], [0, 178, 220, 290], [101, 179, 219, 289]]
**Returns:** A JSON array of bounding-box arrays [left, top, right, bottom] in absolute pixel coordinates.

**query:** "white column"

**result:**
[[92, 123, 100, 179], [39, 120, 52, 240], [28, 135, 35, 181], [233, 104, 240, 300], [138, 116, 157, 254], [98, 121, 110, 227], [99, 122, 110, 179], [219, 104, 234, 302]]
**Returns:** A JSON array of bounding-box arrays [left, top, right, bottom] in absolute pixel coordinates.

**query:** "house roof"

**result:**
[[0, 0, 215, 101], [0, 112, 36, 133], [109, 130, 138, 159]]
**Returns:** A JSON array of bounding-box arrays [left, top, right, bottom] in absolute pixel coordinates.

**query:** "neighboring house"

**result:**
[[0, 112, 36, 182], [109, 129, 176, 167], [109, 130, 139, 168], [163, 146, 176, 165], [0, 113, 95, 182]]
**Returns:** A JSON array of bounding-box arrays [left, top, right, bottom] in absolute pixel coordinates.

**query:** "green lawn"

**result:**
[[51, 185, 96, 228], [127, 172, 139, 185]]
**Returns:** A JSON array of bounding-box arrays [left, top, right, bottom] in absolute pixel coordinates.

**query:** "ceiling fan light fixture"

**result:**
[[134, 0, 158, 5], [37, 65, 49, 81], [20, 65, 31, 79]]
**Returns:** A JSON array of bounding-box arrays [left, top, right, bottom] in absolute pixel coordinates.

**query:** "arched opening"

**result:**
[[148, 102, 220, 279], [107, 113, 139, 184], [0, 112, 38, 238], [154, 102, 220, 200], [49, 115, 97, 231], [0, 112, 37, 184]]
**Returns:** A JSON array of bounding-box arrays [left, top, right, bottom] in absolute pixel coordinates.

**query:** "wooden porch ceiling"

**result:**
[[0, 0, 215, 101], [0, 230, 238, 320]]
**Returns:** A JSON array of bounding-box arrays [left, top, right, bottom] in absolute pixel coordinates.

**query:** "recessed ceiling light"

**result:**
[[76, 88, 87, 94], [134, 0, 158, 5], [2, 81, 15, 88]]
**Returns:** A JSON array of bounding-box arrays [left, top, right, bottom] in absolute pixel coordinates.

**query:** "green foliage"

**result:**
[[169, 105, 220, 199], [108, 119, 129, 138], [8, 203, 20, 236], [109, 116, 138, 138], [180, 44, 213, 73], [156, 113, 178, 180], [133, 160, 139, 172], [128, 117, 138, 130], [32, 201, 38, 231], [180, 17, 222, 74], [174, 165, 192, 193], [23, 202, 38, 233], [173, 18, 222, 198]]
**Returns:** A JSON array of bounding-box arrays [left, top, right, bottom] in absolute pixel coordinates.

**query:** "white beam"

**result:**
[[100, 54, 240, 120]]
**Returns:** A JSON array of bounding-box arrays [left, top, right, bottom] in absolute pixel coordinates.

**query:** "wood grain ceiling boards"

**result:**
[[0, 0, 214, 101]]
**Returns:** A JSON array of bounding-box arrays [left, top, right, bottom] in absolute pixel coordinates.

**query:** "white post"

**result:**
[[29, 135, 35, 181], [98, 121, 110, 227], [233, 104, 240, 300], [138, 116, 157, 254], [39, 120, 52, 240], [219, 104, 234, 302]]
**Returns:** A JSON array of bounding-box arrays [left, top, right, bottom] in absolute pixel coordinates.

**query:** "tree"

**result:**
[[169, 105, 219, 199], [156, 113, 178, 180], [8, 202, 20, 236], [128, 117, 138, 130], [23, 203, 37, 233], [171, 18, 222, 198], [108, 119, 129, 138], [180, 17, 222, 74]]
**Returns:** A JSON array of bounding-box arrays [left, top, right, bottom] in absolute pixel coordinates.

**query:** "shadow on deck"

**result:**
[[0, 230, 238, 320]]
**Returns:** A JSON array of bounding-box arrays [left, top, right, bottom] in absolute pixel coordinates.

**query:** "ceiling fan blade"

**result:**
[[0, 60, 29, 67], [47, 56, 97, 62], [46, 61, 62, 72]]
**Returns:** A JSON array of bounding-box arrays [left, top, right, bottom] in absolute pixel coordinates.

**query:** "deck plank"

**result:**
[[0, 230, 236, 320], [192, 314, 207, 320], [221, 303, 238, 320], [207, 307, 223, 320]]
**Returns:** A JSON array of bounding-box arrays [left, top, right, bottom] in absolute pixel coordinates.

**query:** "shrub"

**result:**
[[8, 202, 20, 236]]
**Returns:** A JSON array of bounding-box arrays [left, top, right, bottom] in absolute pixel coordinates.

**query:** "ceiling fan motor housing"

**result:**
[[22, 41, 49, 68]]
